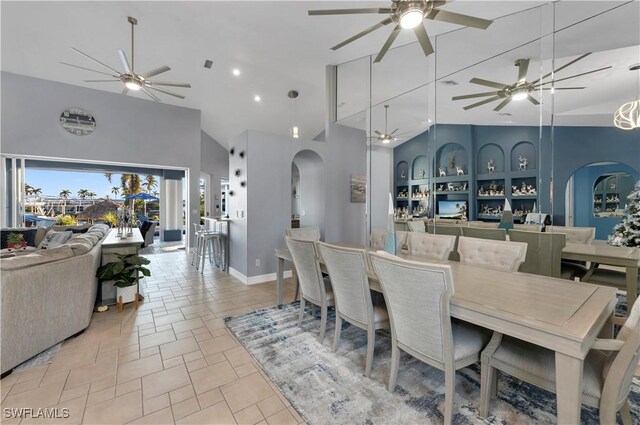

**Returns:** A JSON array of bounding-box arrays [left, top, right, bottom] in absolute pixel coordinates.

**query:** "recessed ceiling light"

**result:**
[[232, 69, 241, 76], [254, 95, 261, 102], [204, 60, 213, 69]]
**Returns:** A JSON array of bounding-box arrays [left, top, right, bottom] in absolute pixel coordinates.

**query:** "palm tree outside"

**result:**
[[104, 173, 113, 183], [121, 174, 142, 208], [143, 175, 157, 193], [78, 189, 89, 199], [60, 189, 71, 215], [111, 186, 120, 199]]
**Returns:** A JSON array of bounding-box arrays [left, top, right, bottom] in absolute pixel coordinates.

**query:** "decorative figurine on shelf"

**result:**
[[478, 185, 485, 196], [526, 185, 537, 195], [400, 171, 406, 181], [512, 185, 518, 196], [518, 156, 528, 171], [521, 182, 527, 193], [461, 182, 467, 191], [456, 165, 464, 176], [487, 159, 495, 174], [438, 184, 444, 192], [438, 167, 446, 177], [418, 169, 426, 179], [610, 183, 616, 190], [447, 183, 455, 192]]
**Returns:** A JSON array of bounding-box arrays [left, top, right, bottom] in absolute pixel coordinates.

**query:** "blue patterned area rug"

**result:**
[[225, 301, 640, 425]]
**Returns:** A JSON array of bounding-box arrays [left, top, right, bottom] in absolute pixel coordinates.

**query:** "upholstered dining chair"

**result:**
[[547, 225, 596, 280], [369, 253, 489, 425], [286, 227, 321, 241], [370, 228, 386, 250], [507, 230, 566, 278], [285, 237, 333, 341], [428, 224, 462, 261], [318, 243, 390, 377], [395, 231, 409, 252], [406, 232, 456, 261], [457, 236, 527, 272], [460, 226, 507, 241], [480, 297, 640, 425], [407, 220, 426, 232]]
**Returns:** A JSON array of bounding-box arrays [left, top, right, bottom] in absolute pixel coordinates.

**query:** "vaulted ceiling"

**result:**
[[2, 1, 638, 149]]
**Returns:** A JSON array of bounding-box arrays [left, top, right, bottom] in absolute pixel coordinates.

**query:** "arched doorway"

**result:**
[[291, 150, 325, 238]]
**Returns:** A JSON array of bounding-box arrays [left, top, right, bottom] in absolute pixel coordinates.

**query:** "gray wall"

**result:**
[[230, 124, 366, 279], [370, 146, 393, 231], [1, 71, 202, 245], [228, 131, 248, 275], [200, 130, 229, 217]]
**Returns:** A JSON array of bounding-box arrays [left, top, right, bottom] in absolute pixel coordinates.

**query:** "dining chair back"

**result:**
[[480, 297, 640, 425], [513, 223, 541, 232], [286, 227, 321, 242], [546, 225, 595, 244], [285, 237, 333, 341], [461, 227, 507, 241], [428, 224, 461, 261], [407, 220, 426, 232], [407, 232, 456, 261], [395, 231, 409, 252], [369, 252, 489, 425], [370, 228, 386, 250], [508, 230, 566, 278], [318, 243, 389, 376], [457, 236, 527, 272], [467, 221, 498, 229]]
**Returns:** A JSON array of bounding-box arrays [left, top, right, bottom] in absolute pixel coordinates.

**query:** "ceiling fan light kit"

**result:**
[[308, 0, 493, 63], [61, 16, 191, 102]]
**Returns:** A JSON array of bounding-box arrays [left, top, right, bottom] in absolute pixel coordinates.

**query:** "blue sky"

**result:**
[[26, 170, 130, 199]]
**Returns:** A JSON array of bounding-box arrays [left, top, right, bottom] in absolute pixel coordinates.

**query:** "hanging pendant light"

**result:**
[[614, 100, 640, 130], [288, 90, 300, 139]]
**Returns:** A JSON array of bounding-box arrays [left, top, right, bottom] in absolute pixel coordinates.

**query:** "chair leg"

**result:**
[[388, 342, 400, 392], [365, 325, 375, 377], [298, 298, 306, 326], [480, 361, 496, 418], [318, 304, 328, 342], [443, 368, 455, 425], [200, 239, 206, 274], [332, 315, 342, 352], [619, 400, 632, 425]]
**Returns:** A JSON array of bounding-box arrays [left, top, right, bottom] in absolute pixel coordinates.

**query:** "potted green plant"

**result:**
[[6, 233, 26, 251], [96, 253, 150, 307]]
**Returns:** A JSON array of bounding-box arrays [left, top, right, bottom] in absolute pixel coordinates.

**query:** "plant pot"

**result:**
[[7, 241, 26, 251], [116, 285, 138, 304]]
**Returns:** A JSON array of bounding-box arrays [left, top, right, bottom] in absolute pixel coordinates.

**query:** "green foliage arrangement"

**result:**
[[55, 214, 78, 225], [96, 253, 151, 288]]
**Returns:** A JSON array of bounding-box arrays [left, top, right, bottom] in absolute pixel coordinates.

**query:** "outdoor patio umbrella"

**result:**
[[77, 199, 122, 222], [125, 193, 159, 216]]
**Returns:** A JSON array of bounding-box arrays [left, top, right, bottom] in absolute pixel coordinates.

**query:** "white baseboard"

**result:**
[[228, 267, 292, 285]]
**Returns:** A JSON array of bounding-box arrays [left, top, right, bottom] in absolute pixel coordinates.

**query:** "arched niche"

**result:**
[[291, 150, 326, 238], [564, 161, 638, 240], [412, 155, 428, 180], [396, 161, 409, 182], [511, 141, 537, 172], [476, 143, 505, 174], [436, 143, 467, 176]]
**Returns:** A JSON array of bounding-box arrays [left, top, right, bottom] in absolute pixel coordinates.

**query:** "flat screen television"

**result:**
[[437, 200, 468, 219]]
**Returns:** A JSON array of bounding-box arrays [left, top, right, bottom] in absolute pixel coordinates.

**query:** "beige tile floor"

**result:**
[[1, 250, 301, 425]]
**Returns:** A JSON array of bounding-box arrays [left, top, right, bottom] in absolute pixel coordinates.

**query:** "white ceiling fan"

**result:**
[[370, 105, 415, 144], [61, 17, 191, 102]]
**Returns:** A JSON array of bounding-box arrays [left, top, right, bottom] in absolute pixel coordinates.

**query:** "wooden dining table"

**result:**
[[274, 246, 618, 424], [562, 241, 639, 308]]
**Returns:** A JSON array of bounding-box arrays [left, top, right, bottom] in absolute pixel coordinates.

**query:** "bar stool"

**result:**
[[199, 221, 224, 273], [191, 223, 203, 267]]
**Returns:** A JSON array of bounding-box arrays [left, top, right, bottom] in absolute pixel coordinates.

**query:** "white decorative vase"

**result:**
[[116, 285, 137, 304]]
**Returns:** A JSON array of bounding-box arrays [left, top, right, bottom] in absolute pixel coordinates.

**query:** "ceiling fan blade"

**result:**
[[469, 78, 509, 90], [463, 95, 501, 110], [535, 66, 612, 86], [530, 52, 591, 85], [493, 97, 512, 111], [60, 62, 120, 77], [541, 87, 586, 90], [146, 81, 191, 88], [308, 8, 391, 16], [516, 58, 530, 85], [452, 91, 500, 100], [140, 87, 161, 102], [414, 24, 434, 56], [117, 50, 132, 74], [84, 80, 120, 82], [71, 47, 121, 75], [331, 18, 392, 50], [146, 85, 186, 99], [121, 87, 129, 96], [427, 9, 492, 29], [374, 130, 382, 135], [374, 25, 401, 63], [390, 128, 400, 135], [140, 66, 171, 78], [527, 95, 540, 105]]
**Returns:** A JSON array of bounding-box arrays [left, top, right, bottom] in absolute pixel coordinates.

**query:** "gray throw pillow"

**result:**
[[38, 230, 73, 249]]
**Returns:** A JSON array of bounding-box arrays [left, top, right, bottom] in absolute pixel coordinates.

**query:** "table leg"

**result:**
[[626, 265, 637, 310], [555, 352, 583, 424], [276, 256, 284, 305]]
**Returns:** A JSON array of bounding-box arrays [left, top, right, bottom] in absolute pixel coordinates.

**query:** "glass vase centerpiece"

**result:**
[[116, 206, 136, 238]]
